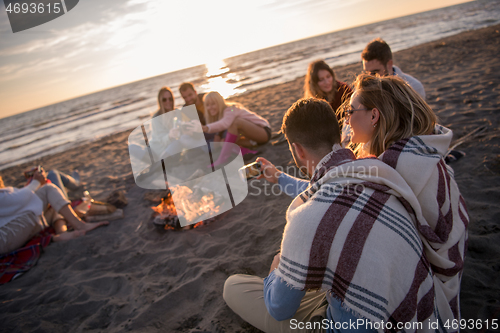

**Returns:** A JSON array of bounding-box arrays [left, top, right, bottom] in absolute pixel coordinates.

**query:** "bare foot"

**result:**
[[52, 230, 86, 242], [77, 221, 109, 232]]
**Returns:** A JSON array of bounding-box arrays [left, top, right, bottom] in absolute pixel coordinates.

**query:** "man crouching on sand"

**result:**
[[223, 98, 453, 333]]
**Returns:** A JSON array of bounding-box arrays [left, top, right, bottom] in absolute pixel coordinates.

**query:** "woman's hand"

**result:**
[[202, 125, 209, 133], [269, 253, 281, 275], [169, 128, 180, 140], [256, 157, 282, 184], [33, 169, 47, 186]]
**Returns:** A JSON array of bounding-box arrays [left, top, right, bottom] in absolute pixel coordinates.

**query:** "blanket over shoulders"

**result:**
[[276, 141, 463, 332], [380, 125, 468, 321]]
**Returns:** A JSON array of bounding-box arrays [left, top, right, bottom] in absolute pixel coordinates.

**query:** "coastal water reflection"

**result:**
[[202, 59, 246, 99]]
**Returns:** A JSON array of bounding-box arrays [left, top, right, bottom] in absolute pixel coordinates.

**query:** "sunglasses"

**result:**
[[162, 97, 173, 102], [344, 106, 367, 116]]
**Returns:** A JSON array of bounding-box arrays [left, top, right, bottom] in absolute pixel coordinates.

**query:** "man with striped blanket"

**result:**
[[223, 98, 457, 332]]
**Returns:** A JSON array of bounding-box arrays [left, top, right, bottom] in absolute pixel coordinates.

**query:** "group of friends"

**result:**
[[0, 37, 468, 332], [221, 39, 467, 333]]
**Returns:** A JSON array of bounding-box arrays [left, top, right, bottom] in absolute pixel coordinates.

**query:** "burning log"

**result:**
[[150, 185, 223, 230]]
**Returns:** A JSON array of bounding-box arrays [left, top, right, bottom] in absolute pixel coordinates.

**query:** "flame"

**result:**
[[151, 185, 221, 230], [151, 197, 177, 218]]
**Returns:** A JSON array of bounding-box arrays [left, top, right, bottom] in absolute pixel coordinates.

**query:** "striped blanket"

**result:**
[[276, 137, 465, 331], [380, 125, 468, 322]]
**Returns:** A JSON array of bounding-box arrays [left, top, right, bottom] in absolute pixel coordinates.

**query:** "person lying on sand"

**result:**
[[0, 170, 108, 255], [45, 169, 81, 199], [223, 98, 460, 332], [23, 166, 81, 200]]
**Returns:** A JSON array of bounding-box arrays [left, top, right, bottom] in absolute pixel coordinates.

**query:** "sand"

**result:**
[[1, 25, 499, 332]]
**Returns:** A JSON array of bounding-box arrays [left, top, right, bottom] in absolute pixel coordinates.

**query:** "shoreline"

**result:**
[[1, 24, 499, 332], [2, 18, 498, 172]]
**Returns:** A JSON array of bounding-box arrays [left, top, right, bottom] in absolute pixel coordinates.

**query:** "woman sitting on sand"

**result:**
[[136, 86, 202, 160], [303, 60, 352, 117], [151, 86, 182, 150], [0, 171, 108, 255], [344, 73, 469, 319], [153, 86, 175, 118], [129, 87, 177, 160], [201, 91, 271, 167]]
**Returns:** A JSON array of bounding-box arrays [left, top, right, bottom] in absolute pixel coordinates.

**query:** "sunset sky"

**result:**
[[0, 0, 472, 118]]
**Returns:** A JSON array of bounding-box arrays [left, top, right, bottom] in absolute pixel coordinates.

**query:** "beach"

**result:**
[[0, 24, 499, 332]]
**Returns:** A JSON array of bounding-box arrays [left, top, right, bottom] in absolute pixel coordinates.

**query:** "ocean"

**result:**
[[1, 0, 499, 170]]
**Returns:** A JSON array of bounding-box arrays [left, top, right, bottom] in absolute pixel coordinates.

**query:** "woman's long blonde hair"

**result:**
[[350, 74, 437, 157], [203, 91, 243, 124], [156, 86, 175, 115], [304, 60, 338, 103]]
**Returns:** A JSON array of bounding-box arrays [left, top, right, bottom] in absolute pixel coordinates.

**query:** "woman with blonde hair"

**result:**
[[130, 86, 178, 161], [154, 86, 175, 117], [202, 91, 271, 167], [345, 73, 468, 322], [149, 86, 207, 160], [304, 60, 352, 117]]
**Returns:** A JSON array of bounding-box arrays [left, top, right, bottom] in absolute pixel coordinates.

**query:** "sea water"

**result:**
[[1, 0, 499, 170]]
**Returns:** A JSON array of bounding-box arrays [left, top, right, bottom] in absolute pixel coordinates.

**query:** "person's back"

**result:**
[[347, 73, 468, 324], [380, 124, 468, 319], [224, 98, 446, 332]]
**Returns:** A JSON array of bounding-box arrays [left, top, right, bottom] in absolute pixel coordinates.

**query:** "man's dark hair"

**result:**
[[361, 38, 393, 66], [281, 98, 341, 152], [179, 82, 196, 93]]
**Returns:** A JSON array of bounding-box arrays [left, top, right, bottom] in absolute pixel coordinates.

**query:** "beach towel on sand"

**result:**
[[0, 227, 53, 284], [276, 142, 463, 332]]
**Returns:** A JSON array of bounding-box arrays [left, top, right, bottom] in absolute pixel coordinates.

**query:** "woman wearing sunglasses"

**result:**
[[154, 86, 175, 117], [146, 87, 177, 156], [345, 73, 468, 322], [149, 86, 206, 160]]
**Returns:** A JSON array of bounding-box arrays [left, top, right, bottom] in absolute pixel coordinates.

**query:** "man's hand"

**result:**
[[33, 169, 47, 186], [269, 253, 281, 275], [169, 128, 180, 140], [256, 157, 282, 184], [189, 120, 203, 133]]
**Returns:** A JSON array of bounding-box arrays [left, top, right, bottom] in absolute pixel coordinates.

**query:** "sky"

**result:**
[[0, 0, 472, 119]]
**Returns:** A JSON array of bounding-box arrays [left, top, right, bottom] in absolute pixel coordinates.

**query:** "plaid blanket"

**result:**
[[0, 228, 53, 284], [380, 125, 468, 321], [276, 141, 461, 331]]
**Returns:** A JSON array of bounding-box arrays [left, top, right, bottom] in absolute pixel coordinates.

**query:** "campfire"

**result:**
[[151, 185, 223, 230]]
